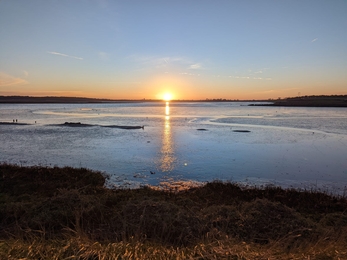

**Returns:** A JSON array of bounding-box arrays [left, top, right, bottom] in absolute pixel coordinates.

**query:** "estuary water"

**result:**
[[1, 102, 347, 194]]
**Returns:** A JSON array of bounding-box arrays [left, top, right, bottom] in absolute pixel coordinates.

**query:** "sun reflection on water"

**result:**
[[165, 101, 170, 116], [159, 102, 175, 172]]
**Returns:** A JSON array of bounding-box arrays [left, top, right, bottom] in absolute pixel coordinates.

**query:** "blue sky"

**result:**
[[1, 0, 346, 99]]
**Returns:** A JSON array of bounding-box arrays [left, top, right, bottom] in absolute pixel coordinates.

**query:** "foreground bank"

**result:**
[[1, 164, 346, 259]]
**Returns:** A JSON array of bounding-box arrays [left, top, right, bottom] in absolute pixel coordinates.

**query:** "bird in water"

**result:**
[[150, 171, 155, 174]]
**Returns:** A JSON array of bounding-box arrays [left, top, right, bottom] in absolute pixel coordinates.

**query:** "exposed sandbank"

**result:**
[[0, 121, 144, 129], [0, 122, 31, 125], [58, 122, 145, 129]]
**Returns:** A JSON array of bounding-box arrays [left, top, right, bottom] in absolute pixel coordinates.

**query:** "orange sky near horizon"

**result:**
[[2, 74, 345, 101], [2, 68, 346, 101]]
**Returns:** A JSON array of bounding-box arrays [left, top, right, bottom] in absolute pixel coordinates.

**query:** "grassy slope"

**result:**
[[1, 164, 346, 259]]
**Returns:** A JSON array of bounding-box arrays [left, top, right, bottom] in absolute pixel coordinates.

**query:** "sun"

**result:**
[[163, 92, 173, 101]]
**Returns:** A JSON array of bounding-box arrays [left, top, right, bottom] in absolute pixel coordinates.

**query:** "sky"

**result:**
[[1, 0, 347, 100]]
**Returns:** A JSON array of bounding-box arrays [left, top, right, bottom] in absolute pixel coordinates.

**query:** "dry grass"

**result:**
[[1, 237, 347, 260], [1, 164, 346, 259]]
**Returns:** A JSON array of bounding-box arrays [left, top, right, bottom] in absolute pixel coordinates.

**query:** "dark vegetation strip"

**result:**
[[1, 164, 346, 257], [252, 95, 347, 107]]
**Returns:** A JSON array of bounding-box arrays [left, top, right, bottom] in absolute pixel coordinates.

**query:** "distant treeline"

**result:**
[[264, 95, 347, 107], [0, 96, 262, 103], [1, 95, 346, 106], [0, 96, 138, 103]]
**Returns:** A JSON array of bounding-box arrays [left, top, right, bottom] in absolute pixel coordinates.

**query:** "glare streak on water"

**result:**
[[1, 102, 347, 194]]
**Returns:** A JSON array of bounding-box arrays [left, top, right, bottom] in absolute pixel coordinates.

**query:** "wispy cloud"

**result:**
[[47, 51, 83, 60], [228, 67, 271, 80], [254, 89, 275, 94], [189, 63, 202, 69], [229, 75, 272, 81], [127, 54, 203, 71], [23, 70, 29, 77], [228, 76, 250, 79], [311, 38, 318, 43], [128, 55, 166, 69], [0, 72, 28, 87], [179, 72, 200, 76]]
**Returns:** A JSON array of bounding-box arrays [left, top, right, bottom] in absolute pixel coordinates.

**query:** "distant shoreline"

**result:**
[[0, 95, 346, 107], [0, 95, 265, 104], [253, 95, 347, 107]]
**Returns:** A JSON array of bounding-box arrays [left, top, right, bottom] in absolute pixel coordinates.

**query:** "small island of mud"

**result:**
[[232, 130, 251, 133], [57, 122, 144, 129], [62, 122, 94, 127]]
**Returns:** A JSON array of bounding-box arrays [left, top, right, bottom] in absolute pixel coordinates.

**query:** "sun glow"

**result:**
[[163, 93, 173, 101]]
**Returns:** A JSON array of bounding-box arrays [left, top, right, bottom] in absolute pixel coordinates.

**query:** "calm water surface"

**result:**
[[1, 102, 346, 194]]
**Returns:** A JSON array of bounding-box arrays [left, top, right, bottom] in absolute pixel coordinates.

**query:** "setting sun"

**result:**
[[163, 93, 173, 101]]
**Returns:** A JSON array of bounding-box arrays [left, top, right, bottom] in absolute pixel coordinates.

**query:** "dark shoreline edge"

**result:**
[[250, 95, 347, 107], [251, 103, 347, 107]]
